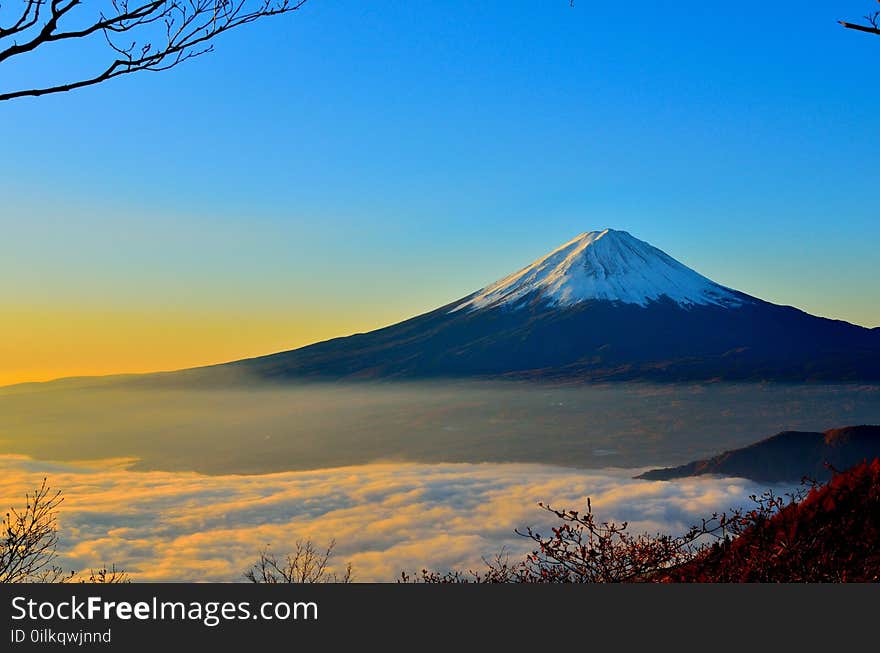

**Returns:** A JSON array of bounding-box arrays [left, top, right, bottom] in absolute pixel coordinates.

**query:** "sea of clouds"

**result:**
[[0, 455, 792, 582]]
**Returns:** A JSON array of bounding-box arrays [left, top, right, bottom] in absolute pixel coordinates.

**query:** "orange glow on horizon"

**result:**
[[0, 307, 401, 387]]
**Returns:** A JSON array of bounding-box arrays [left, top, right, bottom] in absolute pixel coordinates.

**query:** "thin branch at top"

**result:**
[[839, 4, 880, 36], [0, 0, 309, 101]]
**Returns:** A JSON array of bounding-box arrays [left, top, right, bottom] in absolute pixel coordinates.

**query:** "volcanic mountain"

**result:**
[[205, 229, 879, 383]]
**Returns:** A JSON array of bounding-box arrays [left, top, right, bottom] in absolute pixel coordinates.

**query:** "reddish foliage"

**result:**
[[667, 459, 880, 582], [406, 460, 880, 583]]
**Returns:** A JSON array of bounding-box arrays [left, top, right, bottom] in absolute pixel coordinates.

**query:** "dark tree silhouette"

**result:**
[[0, 0, 309, 101], [245, 539, 352, 583], [1, 479, 129, 583], [840, 2, 880, 35], [0, 479, 68, 583], [403, 479, 845, 583], [401, 498, 751, 583], [407, 461, 880, 583], [80, 564, 131, 583]]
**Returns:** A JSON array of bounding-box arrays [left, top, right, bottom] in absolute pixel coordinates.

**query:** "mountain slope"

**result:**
[[184, 229, 880, 384], [638, 425, 880, 483], [667, 459, 880, 582]]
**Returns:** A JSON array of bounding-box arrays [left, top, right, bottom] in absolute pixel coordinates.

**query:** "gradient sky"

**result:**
[[1, 1, 878, 386]]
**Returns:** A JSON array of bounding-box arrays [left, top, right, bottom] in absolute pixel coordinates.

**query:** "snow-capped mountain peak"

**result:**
[[452, 229, 743, 312]]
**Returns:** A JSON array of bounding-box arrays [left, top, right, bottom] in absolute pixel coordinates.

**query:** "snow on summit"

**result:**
[[453, 229, 743, 312]]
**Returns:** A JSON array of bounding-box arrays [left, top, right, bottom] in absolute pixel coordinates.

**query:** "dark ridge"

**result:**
[[637, 425, 880, 483]]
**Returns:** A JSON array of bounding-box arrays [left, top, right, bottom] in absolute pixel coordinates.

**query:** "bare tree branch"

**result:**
[[78, 564, 131, 583], [0, 0, 309, 101], [0, 479, 68, 583], [1, 479, 130, 583], [840, 2, 880, 36], [0, 0, 46, 39], [839, 21, 880, 36], [245, 539, 353, 583]]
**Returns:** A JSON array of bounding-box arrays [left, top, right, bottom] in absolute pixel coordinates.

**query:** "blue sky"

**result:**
[[1, 1, 878, 382]]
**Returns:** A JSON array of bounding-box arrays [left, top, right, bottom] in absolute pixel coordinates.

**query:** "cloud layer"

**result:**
[[0, 455, 787, 582]]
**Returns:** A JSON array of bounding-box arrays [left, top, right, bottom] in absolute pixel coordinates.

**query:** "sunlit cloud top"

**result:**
[[0, 455, 790, 582]]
